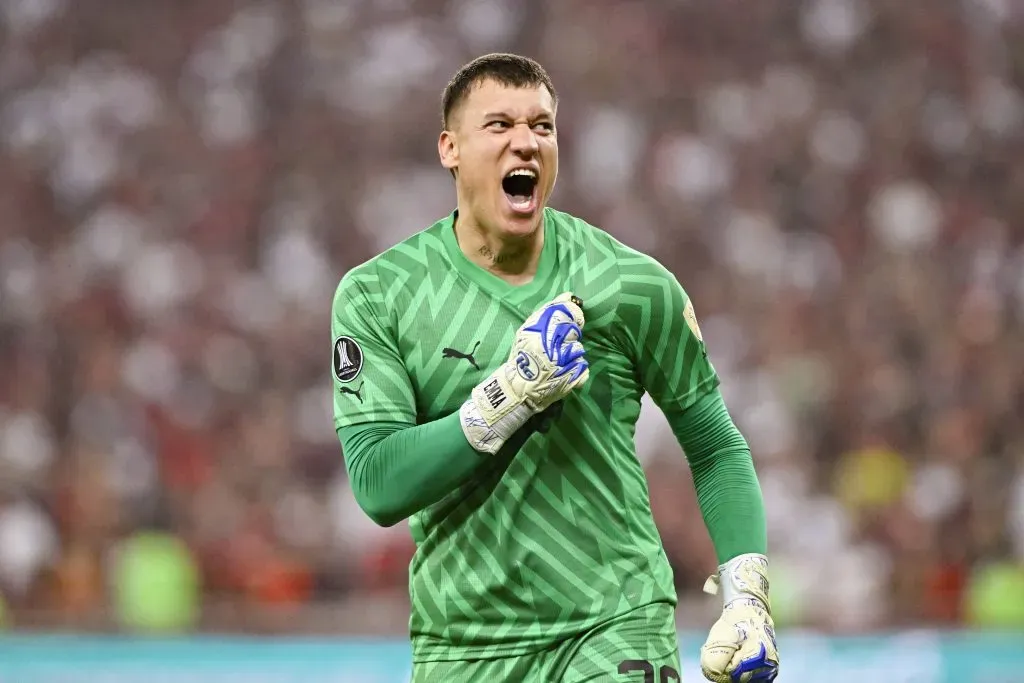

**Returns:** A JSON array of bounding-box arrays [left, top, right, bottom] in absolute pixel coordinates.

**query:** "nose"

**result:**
[[509, 123, 539, 157]]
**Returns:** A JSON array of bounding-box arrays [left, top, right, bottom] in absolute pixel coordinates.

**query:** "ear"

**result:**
[[438, 130, 458, 172]]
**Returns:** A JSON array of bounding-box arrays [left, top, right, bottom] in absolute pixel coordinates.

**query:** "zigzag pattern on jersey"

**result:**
[[547, 210, 623, 328], [411, 446, 636, 645], [407, 215, 681, 659], [369, 227, 537, 418], [340, 227, 488, 419], [333, 227, 458, 424], [616, 254, 712, 407], [336, 211, 699, 661], [332, 277, 413, 423], [419, 300, 509, 416], [407, 412, 630, 632], [410, 391, 669, 654]]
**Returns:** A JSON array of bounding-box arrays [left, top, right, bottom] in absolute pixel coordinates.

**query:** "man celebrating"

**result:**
[[332, 53, 779, 683]]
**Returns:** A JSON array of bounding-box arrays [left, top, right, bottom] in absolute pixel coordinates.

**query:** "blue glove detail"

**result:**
[[523, 302, 588, 381], [553, 341, 587, 380], [731, 644, 779, 683], [522, 303, 580, 357], [460, 292, 589, 455]]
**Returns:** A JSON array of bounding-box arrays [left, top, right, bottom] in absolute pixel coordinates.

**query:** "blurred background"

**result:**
[[1, 0, 1024, 679]]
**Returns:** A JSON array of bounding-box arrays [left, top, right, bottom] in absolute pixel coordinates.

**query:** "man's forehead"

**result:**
[[462, 78, 556, 117]]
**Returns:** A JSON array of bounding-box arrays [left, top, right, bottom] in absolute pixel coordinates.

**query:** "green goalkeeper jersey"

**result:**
[[332, 207, 719, 662]]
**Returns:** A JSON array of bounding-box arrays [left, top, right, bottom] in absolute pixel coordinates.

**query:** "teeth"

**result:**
[[506, 169, 537, 179]]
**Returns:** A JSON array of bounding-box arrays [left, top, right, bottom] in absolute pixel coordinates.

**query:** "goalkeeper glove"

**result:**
[[700, 553, 780, 683], [460, 292, 590, 454]]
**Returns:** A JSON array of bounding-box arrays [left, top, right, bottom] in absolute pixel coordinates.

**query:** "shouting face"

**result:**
[[439, 78, 558, 239]]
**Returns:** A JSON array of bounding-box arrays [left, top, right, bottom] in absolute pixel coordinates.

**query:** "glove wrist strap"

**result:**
[[460, 397, 532, 455], [709, 553, 772, 612]]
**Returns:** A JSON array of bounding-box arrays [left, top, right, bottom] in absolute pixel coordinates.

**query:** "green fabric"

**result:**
[[330, 207, 724, 662], [338, 412, 481, 527], [339, 387, 769, 564], [666, 388, 768, 564], [410, 602, 679, 683], [338, 409, 550, 527], [440, 209, 560, 302]]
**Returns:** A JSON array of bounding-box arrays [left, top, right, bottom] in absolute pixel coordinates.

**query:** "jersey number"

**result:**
[[618, 660, 680, 683]]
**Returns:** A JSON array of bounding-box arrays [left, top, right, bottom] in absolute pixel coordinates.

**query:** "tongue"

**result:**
[[506, 192, 533, 211]]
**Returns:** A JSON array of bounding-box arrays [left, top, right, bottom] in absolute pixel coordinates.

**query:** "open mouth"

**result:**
[[501, 168, 539, 214]]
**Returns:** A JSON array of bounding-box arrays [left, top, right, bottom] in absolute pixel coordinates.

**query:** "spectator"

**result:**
[[0, 0, 1021, 634]]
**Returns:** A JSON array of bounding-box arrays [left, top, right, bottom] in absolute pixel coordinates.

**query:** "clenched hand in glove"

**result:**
[[700, 554, 780, 683], [460, 292, 589, 455]]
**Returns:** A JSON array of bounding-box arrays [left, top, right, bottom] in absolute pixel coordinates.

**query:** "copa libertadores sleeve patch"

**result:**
[[333, 336, 364, 383], [683, 299, 703, 342]]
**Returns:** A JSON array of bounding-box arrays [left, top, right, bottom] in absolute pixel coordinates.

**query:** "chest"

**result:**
[[392, 286, 635, 423]]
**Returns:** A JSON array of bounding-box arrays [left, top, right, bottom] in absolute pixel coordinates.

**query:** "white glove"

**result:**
[[700, 554, 780, 683], [460, 292, 590, 454]]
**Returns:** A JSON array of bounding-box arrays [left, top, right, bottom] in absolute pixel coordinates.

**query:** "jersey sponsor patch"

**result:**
[[333, 336, 363, 383], [683, 298, 703, 342]]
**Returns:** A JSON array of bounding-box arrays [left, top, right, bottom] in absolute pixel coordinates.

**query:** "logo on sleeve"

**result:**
[[339, 380, 364, 403], [333, 336, 363, 383], [683, 299, 703, 342]]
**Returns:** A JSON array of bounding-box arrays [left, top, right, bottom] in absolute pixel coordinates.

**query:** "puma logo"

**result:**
[[339, 381, 364, 403], [442, 341, 481, 370]]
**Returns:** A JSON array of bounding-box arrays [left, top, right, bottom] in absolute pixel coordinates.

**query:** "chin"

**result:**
[[500, 215, 542, 239], [496, 197, 545, 237]]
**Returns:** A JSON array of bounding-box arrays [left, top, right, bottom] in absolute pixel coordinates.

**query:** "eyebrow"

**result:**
[[481, 110, 554, 120]]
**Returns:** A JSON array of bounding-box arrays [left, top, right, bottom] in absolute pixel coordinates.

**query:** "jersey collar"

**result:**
[[441, 208, 557, 305]]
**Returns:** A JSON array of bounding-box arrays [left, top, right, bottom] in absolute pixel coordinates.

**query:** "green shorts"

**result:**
[[412, 602, 681, 683]]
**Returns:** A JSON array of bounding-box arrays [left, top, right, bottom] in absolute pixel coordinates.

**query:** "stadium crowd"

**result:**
[[1, 0, 1023, 634]]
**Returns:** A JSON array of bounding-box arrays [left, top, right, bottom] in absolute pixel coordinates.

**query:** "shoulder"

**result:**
[[546, 207, 632, 284], [547, 207, 676, 289], [546, 207, 617, 254], [568, 213, 690, 325], [543, 208, 686, 346], [333, 216, 453, 312]]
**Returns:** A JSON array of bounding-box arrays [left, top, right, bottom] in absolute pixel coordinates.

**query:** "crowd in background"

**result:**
[[1, 0, 1023, 634]]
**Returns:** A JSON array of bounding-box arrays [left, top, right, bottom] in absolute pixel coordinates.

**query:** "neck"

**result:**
[[453, 211, 544, 285]]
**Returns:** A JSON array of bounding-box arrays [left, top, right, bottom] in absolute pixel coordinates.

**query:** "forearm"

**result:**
[[338, 411, 540, 527], [666, 388, 767, 564], [338, 411, 481, 526]]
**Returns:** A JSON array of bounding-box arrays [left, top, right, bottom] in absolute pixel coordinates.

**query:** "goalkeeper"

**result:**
[[332, 53, 778, 683]]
